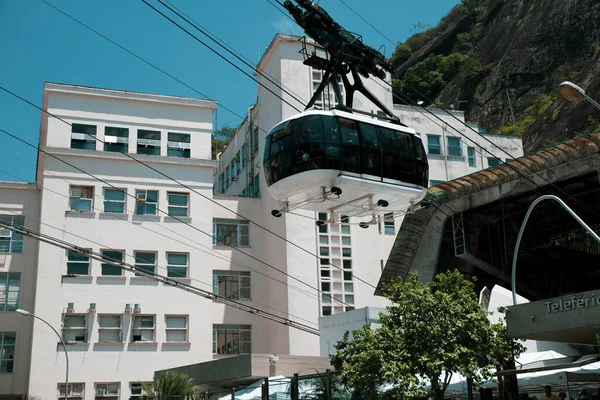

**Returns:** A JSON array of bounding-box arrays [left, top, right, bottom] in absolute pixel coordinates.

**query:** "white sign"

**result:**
[[544, 293, 600, 314]]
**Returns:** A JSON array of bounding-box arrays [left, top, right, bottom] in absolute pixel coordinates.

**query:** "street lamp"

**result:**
[[511, 195, 600, 305], [16, 309, 69, 397], [558, 81, 600, 110]]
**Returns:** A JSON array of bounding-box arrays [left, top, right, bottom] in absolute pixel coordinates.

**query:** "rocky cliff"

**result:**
[[392, 0, 600, 152]]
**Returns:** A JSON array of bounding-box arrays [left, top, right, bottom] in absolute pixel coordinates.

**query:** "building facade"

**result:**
[[0, 35, 525, 399], [213, 34, 524, 333], [0, 181, 39, 399]]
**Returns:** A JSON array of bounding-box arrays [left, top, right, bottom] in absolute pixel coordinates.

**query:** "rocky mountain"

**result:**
[[391, 0, 600, 153]]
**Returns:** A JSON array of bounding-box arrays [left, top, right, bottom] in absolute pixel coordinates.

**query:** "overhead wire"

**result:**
[[0, 147, 325, 314], [33, 0, 379, 295], [0, 123, 353, 310], [139, 0, 304, 114], [157, 0, 308, 109], [0, 216, 319, 335], [0, 197, 317, 328], [336, 0, 396, 48]]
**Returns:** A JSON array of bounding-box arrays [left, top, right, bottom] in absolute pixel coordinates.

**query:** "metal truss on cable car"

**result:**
[[263, 0, 430, 228]]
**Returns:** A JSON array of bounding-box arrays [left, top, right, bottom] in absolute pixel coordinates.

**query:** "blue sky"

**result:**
[[0, 0, 459, 181]]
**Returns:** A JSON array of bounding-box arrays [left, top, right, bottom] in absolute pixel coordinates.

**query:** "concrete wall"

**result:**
[[318, 307, 384, 357], [0, 182, 39, 397]]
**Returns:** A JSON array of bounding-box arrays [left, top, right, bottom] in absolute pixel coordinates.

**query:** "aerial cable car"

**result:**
[[263, 0, 429, 228]]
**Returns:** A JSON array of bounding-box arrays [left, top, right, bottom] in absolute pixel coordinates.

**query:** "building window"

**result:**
[[225, 166, 231, 188], [69, 186, 94, 212], [98, 315, 122, 343], [67, 250, 90, 276], [219, 174, 224, 194], [430, 180, 445, 187], [134, 251, 156, 276], [58, 383, 85, 400], [100, 250, 123, 276], [236, 151, 241, 175], [62, 315, 87, 343], [488, 157, 501, 167], [253, 174, 260, 197], [213, 219, 250, 247], [468, 147, 476, 167], [312, 69, 344, 109], [167, 132, 191, 158], [0, 273, 20, 311], [168, 192, 189, 217], [252, 127, 259, 155], [427, 134, 441, 155], [0, 332, 15, 373], [318, 216, 354, 316], [94, 383, 119, 399], [130, 382, 150, 399], [104, 127, 129, 153], [447, 137, 462, 157], [137, 130, 161, 156], [71, 124, 97, 150], [131, 315, 155, 343], [165, 315, 188, 342], [241, 144, 247, 169], [213, 324, 251, 355], [213, 271, 250, 300], [166, 253, 188, 278], [230, 159, 236, 179], [0, 215, 24, 253], [383, 213, 395, 235], [103, 188, 125, 213], [135, 190, 158, 215]]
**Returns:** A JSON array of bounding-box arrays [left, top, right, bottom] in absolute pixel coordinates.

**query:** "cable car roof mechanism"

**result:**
[[263, 0, 429, 228]]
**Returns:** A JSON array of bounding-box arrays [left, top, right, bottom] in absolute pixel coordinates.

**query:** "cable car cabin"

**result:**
[[263, 109, 429, 221]]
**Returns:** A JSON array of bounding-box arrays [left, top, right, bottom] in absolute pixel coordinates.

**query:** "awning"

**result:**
[[497, 354, 600, 376]]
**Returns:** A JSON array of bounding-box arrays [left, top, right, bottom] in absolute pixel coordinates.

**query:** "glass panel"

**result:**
[[138, 130, 160, 140], [134, 252, 155, 264], [167, 267, 187, 278], [166, 331, 186, 342], [447, 137, 461, 157], [341, 236, 351, 246], [358, 122, 381, 176], [104, 189, 125, 201], [104, 202, 124, 213], [100, 316, 121, 328], [427, 134, 441, 155], [339, 118, 361, 174], [166, 316, 186, 328], [168, 132, 191, 143], [167, 253, 187, 265], [168, 193, 188, 206]]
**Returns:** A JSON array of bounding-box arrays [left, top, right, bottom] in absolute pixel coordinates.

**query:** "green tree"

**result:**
[[142, 371, 200, 400], [331, 270, 524, 400], [212, 126, 237, 159]]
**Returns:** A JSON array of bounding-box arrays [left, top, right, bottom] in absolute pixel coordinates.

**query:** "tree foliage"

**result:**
[[331, 270, 524, 400], [212, 126, 237, 159], [498, 93, 557, 136], [393, 53, 469, 106], [142, 371, 200, 400]]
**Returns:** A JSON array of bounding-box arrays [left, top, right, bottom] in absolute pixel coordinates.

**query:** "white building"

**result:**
[[213, 33, 523, 326], [0, 181, 39, 399], [0, 34, 525, 399]]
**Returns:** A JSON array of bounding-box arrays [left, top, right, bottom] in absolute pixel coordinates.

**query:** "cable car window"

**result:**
[[378, 127, 401, 180], [396, 131, 418, 184], [293, 115, 326, 171], [323, 116, 340, 170], [265, 121, 293, 185], [357, 122, 381, 177], [339, 118, 361, 174]]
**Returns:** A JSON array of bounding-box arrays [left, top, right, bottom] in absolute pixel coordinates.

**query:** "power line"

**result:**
[[336, 0, 396, 48], [0, 156, 324, 320], [387, 79, 600, 221], [33, 0, 375, 295], [0, 124, 353, 309], [139, 0, 303, 114], [0, 217, 320, 335], [157, 0, 308, 109]]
